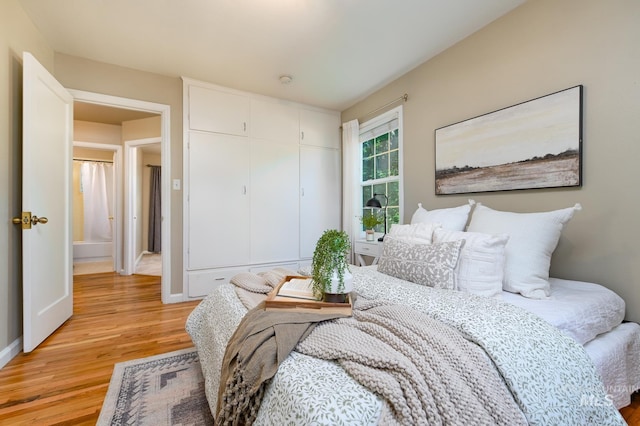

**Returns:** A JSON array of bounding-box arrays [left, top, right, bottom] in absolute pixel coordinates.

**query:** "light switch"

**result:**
[[172, 179, 181, 190]]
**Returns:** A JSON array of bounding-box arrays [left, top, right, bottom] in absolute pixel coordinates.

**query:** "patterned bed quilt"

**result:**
[[186, 267, 625, 425]]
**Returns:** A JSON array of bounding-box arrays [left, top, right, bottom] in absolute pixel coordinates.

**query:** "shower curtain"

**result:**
[[80, 161, 114, 242]]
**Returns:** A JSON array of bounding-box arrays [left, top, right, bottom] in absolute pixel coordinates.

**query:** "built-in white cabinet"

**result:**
[[250, 140, 300, 264], [251, 98, 299, 144], [300, 108, 341, 148], [299, 145, 341, 259], [187, 131, 250, 270], [188, 85, 249, 136], [183, 78, 341, 299]]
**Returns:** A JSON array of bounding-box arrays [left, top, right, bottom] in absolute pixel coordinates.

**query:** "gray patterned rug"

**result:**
[[97, 348, 213, 425]]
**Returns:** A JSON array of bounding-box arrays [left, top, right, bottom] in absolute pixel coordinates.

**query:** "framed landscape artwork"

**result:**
[[434, 85, 583, 195]]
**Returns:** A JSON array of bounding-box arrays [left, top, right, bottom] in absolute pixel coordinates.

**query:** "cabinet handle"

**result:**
[[243, 122, 247, 132], [301, 188, 305, 197], [214, 277, 225, 281], [243, 185, 247, 195], [301, 131, 304, 140]]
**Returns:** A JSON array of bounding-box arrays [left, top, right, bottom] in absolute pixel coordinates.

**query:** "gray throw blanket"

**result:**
[[296, 298, 526, 426], [216, 301, 348, 426]]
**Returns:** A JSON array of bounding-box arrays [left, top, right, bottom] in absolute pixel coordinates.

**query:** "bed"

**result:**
[[186, 202, 640, 424]]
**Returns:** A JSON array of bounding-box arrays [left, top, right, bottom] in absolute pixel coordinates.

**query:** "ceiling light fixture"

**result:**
[[279, 75, 293, 85]]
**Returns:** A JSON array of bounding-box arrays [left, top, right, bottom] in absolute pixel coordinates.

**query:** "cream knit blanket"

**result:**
[[296, 298, 526, 426]]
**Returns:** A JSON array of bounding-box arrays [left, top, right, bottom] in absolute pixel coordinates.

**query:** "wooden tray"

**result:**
[[264, 275, 352, 315]]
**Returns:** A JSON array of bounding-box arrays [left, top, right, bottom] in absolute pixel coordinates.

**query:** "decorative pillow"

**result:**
[[387, 222, 441, 244], [410, 200, 475, 231], [377, 236, 463, 290], [466, 203, 582, 299], [433, 229, 509, 297]]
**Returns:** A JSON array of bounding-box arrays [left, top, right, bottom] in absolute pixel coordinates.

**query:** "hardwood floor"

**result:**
[[0, 272, 638, 425], [623, 392, 640, 425], [0, 273, 200, 425]]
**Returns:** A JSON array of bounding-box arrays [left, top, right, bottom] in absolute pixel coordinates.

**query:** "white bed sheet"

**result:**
[[501, 277, 625, 345], [584, 321, 640, 409]]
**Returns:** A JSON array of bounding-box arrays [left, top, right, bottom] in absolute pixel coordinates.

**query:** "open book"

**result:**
[[277, 277, 316, 300]]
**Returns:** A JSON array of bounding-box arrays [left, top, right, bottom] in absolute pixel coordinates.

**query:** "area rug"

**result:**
[[97, 347, 214, 425]]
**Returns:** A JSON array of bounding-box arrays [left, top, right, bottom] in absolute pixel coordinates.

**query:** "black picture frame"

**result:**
[[435, 85, 583, 195]]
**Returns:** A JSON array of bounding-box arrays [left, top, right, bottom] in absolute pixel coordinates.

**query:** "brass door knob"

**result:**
[[31, 215, 48, 225], [12, 217, 22, 225]]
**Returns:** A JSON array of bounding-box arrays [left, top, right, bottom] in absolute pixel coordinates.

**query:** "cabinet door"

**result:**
[[188, 131, 250, 269], [188, 85, 249, 136], [300, 108, 340, 148], [250, 98, 299, 144], [300, 146, 341, 259], [250, 140, 300, 263]]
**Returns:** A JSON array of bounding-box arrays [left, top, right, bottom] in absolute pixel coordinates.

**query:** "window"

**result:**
[[359, 106, 403, 234]]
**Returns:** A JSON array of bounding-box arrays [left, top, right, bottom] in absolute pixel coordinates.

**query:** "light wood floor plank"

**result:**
[[0, 273, 199, 425], [0, 272, 637, 424]]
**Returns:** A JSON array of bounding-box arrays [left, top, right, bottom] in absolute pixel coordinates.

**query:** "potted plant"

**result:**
[[311, 229, 353, 303], [360, 212, 382, 241]]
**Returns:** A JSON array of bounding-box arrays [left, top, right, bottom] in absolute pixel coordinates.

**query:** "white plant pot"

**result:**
[[365, 230, 375, 241], [326, 268, 353, 299]]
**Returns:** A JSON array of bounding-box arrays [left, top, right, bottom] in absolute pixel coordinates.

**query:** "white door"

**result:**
[[21, 52, 73, 352]]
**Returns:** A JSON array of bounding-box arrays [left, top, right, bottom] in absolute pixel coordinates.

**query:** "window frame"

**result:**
[[358, 105, 404, 238]]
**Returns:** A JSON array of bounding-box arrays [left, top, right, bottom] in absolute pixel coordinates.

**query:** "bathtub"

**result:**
[[73, 241, 113, 263]]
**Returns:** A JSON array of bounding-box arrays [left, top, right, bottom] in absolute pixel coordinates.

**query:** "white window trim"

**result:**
[[358, 105, 404, 239]]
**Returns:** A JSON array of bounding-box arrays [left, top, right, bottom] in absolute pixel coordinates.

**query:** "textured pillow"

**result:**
[[410, 200, 475, 231], [387, 222, 441, 244], [433, 229, 509, 297], [377, 236, 463, 290], [467, 203, 582, 299]]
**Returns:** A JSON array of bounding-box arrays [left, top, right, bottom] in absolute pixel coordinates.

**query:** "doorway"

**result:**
[[124, 138, 162, 277], [72, 142, 122, 275], [68, 89, 172, 303]]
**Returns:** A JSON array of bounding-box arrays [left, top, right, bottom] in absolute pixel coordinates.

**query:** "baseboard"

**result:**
[[163, 292, 184, 304], [0, 337, 23, 370]]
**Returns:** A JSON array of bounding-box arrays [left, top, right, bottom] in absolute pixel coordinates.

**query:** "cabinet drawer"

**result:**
[[354, 240, 382, 257], [187, 267, 248, 298]]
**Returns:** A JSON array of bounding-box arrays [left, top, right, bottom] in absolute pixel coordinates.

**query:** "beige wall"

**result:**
[[0, 0, 56, 360], [54, 55, 183, 294], [75, 121, 122, 143], [122, 116, 161, 140], [343, 0, 640, 322]]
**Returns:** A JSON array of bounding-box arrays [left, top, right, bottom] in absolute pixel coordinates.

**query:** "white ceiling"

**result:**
[[19, 0, 525, 111]]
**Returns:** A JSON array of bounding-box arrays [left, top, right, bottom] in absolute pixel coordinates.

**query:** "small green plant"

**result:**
[[311, 229, 351, 299], [360, 212, 382, 229]]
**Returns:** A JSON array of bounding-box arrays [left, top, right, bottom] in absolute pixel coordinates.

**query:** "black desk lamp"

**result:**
[[365, 193, 388, 242]]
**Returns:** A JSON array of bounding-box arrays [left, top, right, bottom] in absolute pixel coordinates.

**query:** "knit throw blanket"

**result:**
[[296, 298, 526, 426], [222, 270, 524, 425], [216, 300, 348, 426]]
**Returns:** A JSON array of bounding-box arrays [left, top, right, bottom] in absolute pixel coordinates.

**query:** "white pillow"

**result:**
[[388, 222, 440, 244], [433, 229, 509, 298], [467, 203, 582, 299], [410, 200, 475, 231]]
